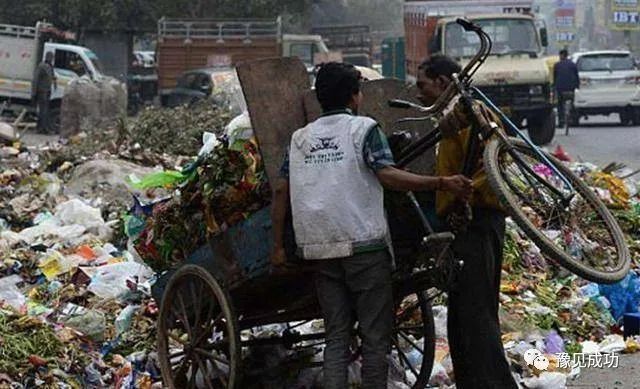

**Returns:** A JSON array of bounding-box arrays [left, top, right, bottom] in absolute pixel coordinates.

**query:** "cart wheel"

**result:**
[[158, 264, 241, 388], [393, 291, 435, 389]]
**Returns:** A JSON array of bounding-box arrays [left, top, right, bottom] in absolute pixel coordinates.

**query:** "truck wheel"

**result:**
[[632, 108, 640, 126], [620, 110, 633, 126], [527, 110, 556, 145]]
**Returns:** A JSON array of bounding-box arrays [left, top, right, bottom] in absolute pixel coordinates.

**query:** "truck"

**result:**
[[156, 17, 329, 104], [404, 0, 557, 145], [0, 22, 106, 131], [311, 24, 373, 67]]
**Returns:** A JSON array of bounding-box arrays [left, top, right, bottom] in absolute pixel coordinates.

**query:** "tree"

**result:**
[[0, 0, 311, 33]]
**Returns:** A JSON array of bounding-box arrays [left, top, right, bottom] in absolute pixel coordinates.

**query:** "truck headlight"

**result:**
[[529, 85, 543, 95]]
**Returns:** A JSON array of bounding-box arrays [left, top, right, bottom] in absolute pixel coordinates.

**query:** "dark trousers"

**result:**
[[557, 90, 574, 126], [314, 250, 393, 389], [36, 91, 51, 132], [447, 209, 518, 389]]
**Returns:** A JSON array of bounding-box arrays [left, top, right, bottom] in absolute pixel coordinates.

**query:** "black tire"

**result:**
[[620, 110, 634, 126], [393, 292, 435, 389], [158, 264, 241, 388], [632, 108, 640, 126], [484, 138, 630, 284], [528, 110, 556, 145]]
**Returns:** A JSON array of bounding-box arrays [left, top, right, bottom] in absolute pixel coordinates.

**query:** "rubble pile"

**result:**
[[1, 116, 640, 388]]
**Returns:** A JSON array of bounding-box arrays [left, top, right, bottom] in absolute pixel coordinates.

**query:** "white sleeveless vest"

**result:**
[[289, 113, 389, 260]]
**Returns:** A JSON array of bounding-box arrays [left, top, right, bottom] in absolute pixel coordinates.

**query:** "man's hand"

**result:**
[[270, 246, 287, 268], [440, 175, 473, 201]]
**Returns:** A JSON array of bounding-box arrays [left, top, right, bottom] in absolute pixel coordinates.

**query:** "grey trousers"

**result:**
[[447, 208, 518, 389], [36, 92, 51, 132], [314, 249, 393, 389]]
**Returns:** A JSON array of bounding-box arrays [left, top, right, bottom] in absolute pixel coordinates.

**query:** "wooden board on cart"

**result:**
[[236, 58, 311, 183]]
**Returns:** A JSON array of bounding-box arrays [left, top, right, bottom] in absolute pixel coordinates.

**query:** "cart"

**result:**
[[152, 58, 459, 388]]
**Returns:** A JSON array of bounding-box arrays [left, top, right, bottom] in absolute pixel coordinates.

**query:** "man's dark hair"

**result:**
[[559, 49, 569, 57], [418, 54, 462, 80], [315, 62, 361, 112]]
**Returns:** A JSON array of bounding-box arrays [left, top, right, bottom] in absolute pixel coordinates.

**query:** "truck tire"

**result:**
[[620, 109, 633, 126], [527, 110, 555, 145], [633, 108, 640, 126]]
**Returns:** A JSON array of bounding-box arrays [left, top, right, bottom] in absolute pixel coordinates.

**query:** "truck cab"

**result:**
[[282, 34, 329, 67], [0, 22, 104, 104], [44, 42, 105, 100], [404, 1, 557, 145]]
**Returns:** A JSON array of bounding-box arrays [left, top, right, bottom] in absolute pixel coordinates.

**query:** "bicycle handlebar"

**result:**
[[387, 18, 492, 119]]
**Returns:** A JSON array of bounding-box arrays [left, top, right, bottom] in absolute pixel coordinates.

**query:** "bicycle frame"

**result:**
[[472, 87, 576, 198], [391, 19, 576, 205]]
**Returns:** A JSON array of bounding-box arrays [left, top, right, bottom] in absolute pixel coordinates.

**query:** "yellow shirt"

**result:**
[[435, 105, 503, 216]]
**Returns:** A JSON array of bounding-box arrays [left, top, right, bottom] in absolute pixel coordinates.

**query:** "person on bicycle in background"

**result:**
[[416, 54, 519, 389], [553, 49, 580, 128], [270, 62, 472, 389]]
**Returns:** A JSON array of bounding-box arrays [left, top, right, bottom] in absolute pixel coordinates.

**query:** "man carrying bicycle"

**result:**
[[553, 49, 580, 128], [416, 54, 518, 388]]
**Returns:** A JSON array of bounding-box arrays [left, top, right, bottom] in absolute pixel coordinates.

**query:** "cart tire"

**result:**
[[393, 291, 435, 389], [158, 264, 241, 388]]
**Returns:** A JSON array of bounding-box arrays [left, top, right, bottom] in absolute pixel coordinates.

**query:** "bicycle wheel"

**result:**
[[484, 138, 630, 283]]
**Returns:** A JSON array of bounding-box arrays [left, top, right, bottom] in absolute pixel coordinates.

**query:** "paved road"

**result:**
[[547, 114, 640, 169], [567, 353, 640, 388]]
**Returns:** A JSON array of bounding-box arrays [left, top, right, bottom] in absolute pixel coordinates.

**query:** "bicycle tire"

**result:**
[[484, 138, 630, 283]]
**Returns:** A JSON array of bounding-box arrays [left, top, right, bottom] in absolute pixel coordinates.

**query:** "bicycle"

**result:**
[[388, 19, 630, 284]]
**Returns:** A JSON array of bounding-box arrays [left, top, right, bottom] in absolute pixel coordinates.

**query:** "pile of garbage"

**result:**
[[125, 130, 270, 273], [60, 76, 127, 138], [2, 117, 640, 388]]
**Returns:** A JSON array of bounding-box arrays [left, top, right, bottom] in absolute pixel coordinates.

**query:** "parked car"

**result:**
[[165, 68, 246, 115], [572, 50, 640, 125]]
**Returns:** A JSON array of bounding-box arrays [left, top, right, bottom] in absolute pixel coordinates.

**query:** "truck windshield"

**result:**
[[84, 49, 104, 74], [445, 18, 539, 58], [577, 54, 635, 72]]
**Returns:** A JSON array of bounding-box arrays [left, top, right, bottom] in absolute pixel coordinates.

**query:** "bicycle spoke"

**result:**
[[392, 337, 419, 378], [494, 141, 625, 275]]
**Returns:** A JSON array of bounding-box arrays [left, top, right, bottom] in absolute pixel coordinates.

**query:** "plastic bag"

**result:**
[[129, 170, 186, 190], [598, 334, 625, 353], [64, 309, 106, 342], [116, 305, 139, 337], [522, 372, 567, 388], [198, 131, 222, 158], [0, 275, 26, 311], [578, 283, 600, 299], [38, 250, 82, 280], [87, 261, 154, 300], [55, 198, 106, 232], [544, 330, 565, 354], [599, 272, 640, 321]]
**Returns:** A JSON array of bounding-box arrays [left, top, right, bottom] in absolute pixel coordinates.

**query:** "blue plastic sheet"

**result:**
[[599, 272, 640, 321]]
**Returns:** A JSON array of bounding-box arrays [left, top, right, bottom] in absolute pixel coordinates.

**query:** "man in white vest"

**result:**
[[270, 62, 471, 388]]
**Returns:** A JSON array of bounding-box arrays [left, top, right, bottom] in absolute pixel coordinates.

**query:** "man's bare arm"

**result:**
[[376, 166, 472, 200]]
